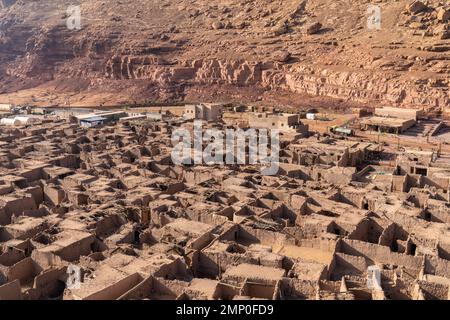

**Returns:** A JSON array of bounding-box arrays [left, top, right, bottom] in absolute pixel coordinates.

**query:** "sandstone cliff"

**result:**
[[0, 0, 448, 111]]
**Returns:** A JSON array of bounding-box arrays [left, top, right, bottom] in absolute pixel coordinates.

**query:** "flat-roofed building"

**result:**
[[248, 112, 309, 134], [76, 111, 127, 124], [360, 116, 416, 134]]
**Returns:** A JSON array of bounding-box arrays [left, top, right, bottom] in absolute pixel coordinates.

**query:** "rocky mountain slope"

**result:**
[[0, 0, 449, 111]]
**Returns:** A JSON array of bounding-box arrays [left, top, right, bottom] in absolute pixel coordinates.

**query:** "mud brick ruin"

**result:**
[[0, 103, 449, 301]]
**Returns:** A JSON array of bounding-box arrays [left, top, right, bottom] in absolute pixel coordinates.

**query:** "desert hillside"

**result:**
[[0, 0, 448, 111]]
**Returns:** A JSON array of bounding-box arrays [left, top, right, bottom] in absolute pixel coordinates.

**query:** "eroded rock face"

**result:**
[[99, 54, 448, 110], [406, 1, 428, 14], [433, 24, 450, 39], [0, 0, 448, 111], [285, 65, 448, 110], [437, 8, 450, 22]]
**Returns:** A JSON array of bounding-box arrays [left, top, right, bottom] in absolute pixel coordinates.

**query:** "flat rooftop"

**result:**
[[361, 116, 414, 128]]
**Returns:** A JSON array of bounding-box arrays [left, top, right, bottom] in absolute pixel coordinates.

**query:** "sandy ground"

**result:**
[[274, 245, 334, 265]]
